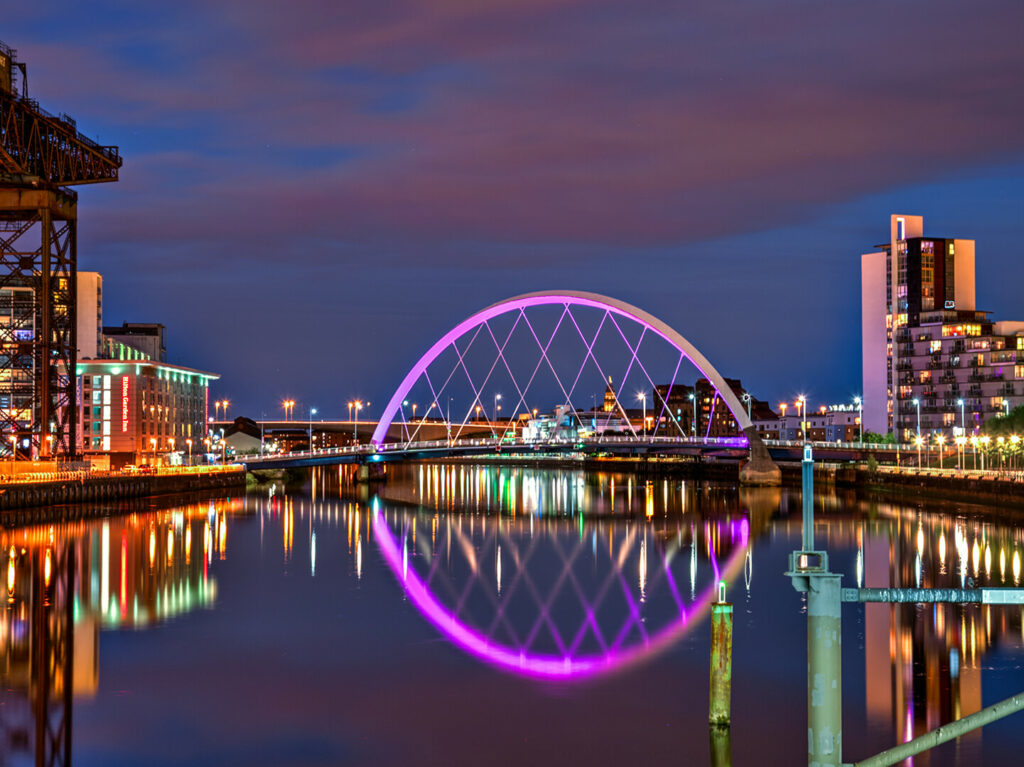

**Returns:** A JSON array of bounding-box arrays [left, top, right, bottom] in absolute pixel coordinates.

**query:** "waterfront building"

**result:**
[[753, 405, 859, 442], [862, 215, 1023, 440], [77, 359, 217, 468]]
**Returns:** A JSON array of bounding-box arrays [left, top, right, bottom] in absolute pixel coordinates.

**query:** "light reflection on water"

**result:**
[[1, 464, 1024, 764]]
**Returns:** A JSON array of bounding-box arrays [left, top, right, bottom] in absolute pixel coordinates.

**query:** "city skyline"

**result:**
[[7, 1, 1024, 417]]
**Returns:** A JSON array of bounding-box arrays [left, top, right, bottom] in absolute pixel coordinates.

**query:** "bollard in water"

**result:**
[[709, 580, 733, 728]]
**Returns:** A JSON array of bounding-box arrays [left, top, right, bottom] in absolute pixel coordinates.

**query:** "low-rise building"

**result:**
[[77, 359, 217, 468]]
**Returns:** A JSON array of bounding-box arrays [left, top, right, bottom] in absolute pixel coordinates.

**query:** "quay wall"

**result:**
[[0, 469, 246, 521]]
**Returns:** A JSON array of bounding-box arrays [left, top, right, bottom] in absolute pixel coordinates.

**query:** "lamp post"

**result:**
[[797, 395, 806, 443], [186, 438, 192, 464], [352, 401, 362, 442], [214, 400, 222, 421], [853, 396, 863, 443], [955, 436, 965, 471], [970, 435, 978, 471], [741, 392, 751, 422], [957, 398, 965, 436], [912, 398, 921, 442], [493, 393, 501, 422], [980, 435, 990, 471], [690, 392, 697, 438], [915, 435, 923, 468], [282, 399, 295, 421], [308, 407, 317, 450], [637, 392, 647, 438], [936, 434, 946, 470]]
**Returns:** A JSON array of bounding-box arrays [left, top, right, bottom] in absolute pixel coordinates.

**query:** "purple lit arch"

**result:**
[[371, 290, 753, 446]]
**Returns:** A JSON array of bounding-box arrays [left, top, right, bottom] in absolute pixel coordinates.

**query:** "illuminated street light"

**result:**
[[853, 396, 863, 443], [915, 434, 924, 468], [637, 392, 647, 438], [797, 395, 807, 443], [912, 398, 921, 441], [493, 393, 502, 422], [308, 407, 317, 449]]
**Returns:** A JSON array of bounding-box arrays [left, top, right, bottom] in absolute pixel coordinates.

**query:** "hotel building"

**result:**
[[862, 215, 1023, 439]]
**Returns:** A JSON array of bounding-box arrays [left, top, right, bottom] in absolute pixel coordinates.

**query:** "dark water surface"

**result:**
[[3, 463, 1024, 766]]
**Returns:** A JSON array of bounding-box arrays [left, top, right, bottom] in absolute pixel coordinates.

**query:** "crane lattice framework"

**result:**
[[0, 40, 121, 459]]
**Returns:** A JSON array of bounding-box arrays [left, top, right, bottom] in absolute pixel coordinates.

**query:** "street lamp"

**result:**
[[853, 396, 863, 443], [282, 399, 295, 421], [741, 392, 751, 421], [353, 401, 363, 441], [797, 395, 806, 442], [637, 392, 647, 438], [935, 434, 946, 470], [186, 438, 192, 464], [493, 393, 502, 422], [912, 398, 921, 442], [308, 407, 317, 450], [980, 435, 990, 471], [689, 392, 697, 438], [914, 435, 923, 468], [955, 435, 965, 471]]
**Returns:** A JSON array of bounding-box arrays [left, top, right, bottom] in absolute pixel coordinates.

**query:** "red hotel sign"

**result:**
[[121, 376, 130, 433]]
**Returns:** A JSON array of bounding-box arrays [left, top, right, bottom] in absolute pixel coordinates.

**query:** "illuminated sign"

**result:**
[[121, 376, 130, 433]]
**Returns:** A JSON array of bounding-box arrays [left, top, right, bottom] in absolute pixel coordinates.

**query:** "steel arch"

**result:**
[[372, 290, 753, 446]]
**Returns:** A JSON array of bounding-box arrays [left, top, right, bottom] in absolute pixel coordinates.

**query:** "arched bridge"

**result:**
[[241, 291, 780, 484]]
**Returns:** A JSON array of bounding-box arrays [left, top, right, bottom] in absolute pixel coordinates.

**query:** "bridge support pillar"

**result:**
[[739, 427, 781, 486], [356, 461, 386, 483]]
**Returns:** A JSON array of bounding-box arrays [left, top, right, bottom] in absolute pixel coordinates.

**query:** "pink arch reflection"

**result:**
[[373, 507, 750, 680]]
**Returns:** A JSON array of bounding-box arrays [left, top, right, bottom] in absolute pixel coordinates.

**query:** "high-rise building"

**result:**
[[862, 215, 1021, 439], [76, 271, 103, 359]]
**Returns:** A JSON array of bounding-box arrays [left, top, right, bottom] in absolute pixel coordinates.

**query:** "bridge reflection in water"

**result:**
[[2, 467, 1024, 763]]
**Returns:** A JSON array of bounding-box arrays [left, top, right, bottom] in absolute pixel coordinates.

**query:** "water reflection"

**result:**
[[0, 497, 238, 765], [2, 465, 1024, 764]]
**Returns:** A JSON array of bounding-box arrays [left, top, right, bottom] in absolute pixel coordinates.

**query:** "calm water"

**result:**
[[3, 463, 1024, 766]]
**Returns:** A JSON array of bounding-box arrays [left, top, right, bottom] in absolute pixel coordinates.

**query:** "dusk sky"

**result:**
[[8, 1, 1024, 419]]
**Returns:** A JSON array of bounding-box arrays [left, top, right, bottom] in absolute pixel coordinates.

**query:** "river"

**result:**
[[2, 462, 1023, 765]]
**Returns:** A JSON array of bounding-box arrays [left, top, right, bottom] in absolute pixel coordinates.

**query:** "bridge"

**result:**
[[237, 434, 900, 471], [242, 290, 795, 482]]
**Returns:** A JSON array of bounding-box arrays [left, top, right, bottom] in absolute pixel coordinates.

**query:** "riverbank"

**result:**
[[0, 466, 245, 519]]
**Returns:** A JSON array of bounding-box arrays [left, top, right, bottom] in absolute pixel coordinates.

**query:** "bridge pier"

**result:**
[[356, 461, 387, 483], [739, 427, 781, 486]]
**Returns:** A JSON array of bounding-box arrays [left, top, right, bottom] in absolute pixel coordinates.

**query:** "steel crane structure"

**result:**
[[0, 40, 121, 459]]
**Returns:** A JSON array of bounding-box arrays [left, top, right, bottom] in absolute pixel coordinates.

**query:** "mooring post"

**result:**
[[709, 580, 733, 728], [787, 444, 843, 766], [807, 572, 843, 766]]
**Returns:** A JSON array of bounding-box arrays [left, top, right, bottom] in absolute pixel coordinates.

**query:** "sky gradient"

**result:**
[[7, 0, 1024, 419]]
